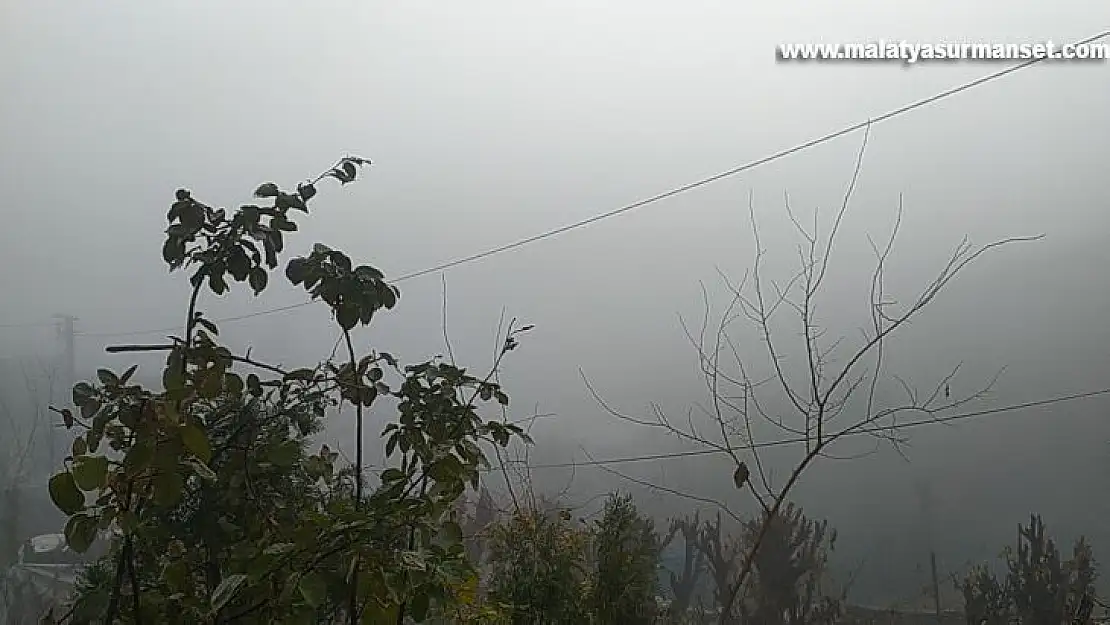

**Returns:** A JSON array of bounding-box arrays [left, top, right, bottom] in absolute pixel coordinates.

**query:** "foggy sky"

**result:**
[[2, 0, 1109, 606]]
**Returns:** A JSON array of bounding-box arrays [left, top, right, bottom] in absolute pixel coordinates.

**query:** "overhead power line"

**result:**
[[513, 387, 1110, 471], [75, 302, 311, 339], [55, 28, 1110, 339], [0, 321, 57, 329]]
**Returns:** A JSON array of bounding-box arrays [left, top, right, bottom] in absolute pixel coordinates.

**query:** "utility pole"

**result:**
[[54, 314, 76, 391], [53, 314, 77, 467], [930, 550, 942, 623], [914, 478, 944, 622]]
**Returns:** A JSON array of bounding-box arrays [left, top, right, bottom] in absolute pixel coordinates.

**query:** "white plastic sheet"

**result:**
[[0, 563, 75, 625]]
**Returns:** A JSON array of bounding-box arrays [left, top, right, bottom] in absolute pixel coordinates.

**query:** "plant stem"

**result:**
[[719, 443, 820, 624], [126, 536, 144, 625], [104, 540, 128, 623], [396, 478, 428, 625], [343, 328, 363, 625]]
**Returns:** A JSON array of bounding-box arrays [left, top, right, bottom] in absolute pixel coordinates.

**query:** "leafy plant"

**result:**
[[958, 563, 1010, 625], [486, 506, 591, 625], [739, 503, 842, 625], [47, 157, 531, 624], [957, 514, 1098, 625], [660, 512, 706, 620], [588, 493, 662, 625]]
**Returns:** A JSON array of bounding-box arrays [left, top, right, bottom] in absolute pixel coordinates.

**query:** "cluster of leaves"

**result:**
[[486, 505, 594, 625], [588, 493, 663, 625], [737, 503, 843, 625], [659, 512, 707, 619], [653, 505, 841, 624], [483, 493, 663, 625], [160, 156, 369, 297], [46, 157, 531, 624], [959, 514, 1097, 625], [62, 395, 350, 622], [286, 243, 397, 331]]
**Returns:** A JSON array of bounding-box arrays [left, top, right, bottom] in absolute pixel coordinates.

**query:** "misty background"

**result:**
[[2, 0, 1109, 609]]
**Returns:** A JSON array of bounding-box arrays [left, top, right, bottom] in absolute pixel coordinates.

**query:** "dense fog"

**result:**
[[2, 0, 1109, 611]]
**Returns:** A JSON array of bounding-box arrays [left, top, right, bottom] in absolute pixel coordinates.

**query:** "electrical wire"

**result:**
[[513, 387, 1110, 471], [0, 321, 57, 329], [64, 28, 1110, 340]]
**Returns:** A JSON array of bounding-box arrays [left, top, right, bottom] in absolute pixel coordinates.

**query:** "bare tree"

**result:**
[[0, 358, 60, 567], [696, 511, 745, 617], [661, 511, 707, 618], [585, 125, 1042, 623]]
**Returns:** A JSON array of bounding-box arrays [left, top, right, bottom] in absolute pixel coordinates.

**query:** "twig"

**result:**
[[105, 344, 289, 377]]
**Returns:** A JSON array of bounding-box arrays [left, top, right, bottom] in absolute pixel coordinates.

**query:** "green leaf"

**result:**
[[164, 349, 186, 391], [94, 368, 116, 388], [298, 182, 317, 201], [263, 542, 297, 556], [283, 193, 307, 212], [329, 250, 352, 273], [162, 237, 186, 266], [248, 267, 268, 295], [179, 203, 204, 230], [153, 470, 185, 508], [410, 593, 430, 622], [224, 373, 244, 396], [227, 249, 251, 281], [125, 440, 155, 472], [399, 551, 427, 572], [254, 182, 280, 198], [71, 381, 95, 405], [71, 455, 109, 492], [358, 385, 378, 406], [354, 265, 384, 281], [428, 456, 464, 483], [241, 204, 261, 226], [361, 601, 399, 625], [268, 441, 300, 468], [49, 472, 85, 514], [119, 364, 139, 385], [284, 368, 316, 382], [118, 510, 139, 534], [378, 283, 398, 309], [210, 573, 249, 613], [196, 317, 219, 336], [79, 397, 101, 421], [181, 423, 212, 463], [269, 229, 284, 253], [164, 560, 190, 593], [297, 572, 327, 608], [336, 301, 360, 331], [71, 437, 87, 457], [380, 468, 405, 483], [246, 373, 262, 397], [441, 520, 463, 544], [285, 258, 309, 286], [271, 215, 298, 232], [185, 458, 218, 482], [85, 429, 103, 454], [208, 271, 229, 295], [64, 515, 98, 554]]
